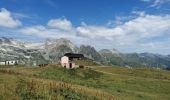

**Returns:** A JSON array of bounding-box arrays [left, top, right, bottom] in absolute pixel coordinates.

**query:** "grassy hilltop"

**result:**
[[0, 65, 170, 100]]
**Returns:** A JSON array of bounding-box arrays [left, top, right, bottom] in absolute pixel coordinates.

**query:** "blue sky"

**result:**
[[0, 0, 170, 54]]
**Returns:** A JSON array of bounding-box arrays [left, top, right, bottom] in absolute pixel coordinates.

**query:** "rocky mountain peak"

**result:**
[[79, 45, 102, 61], [45, 38, 77, 52], [111, 48, 119, 54]]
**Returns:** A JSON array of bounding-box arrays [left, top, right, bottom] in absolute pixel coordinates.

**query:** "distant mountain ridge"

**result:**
[[0, 37, 170, 69], [0, 37, 47, 65]]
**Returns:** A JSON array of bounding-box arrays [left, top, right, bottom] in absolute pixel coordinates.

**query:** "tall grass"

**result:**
[[0, 67, 115, 100], [1, 65, 170, 100]]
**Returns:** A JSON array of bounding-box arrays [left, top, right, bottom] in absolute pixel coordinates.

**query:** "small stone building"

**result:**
[[0, 60, 18, 65], [60, 53, 84, 69]]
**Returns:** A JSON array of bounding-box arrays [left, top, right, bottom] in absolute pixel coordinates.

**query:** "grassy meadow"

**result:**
[[0, 65, 170, 100]]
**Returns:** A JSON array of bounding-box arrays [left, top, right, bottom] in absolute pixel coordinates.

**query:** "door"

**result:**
[[69, 63, 72, 68], [64, 63, 66, 68]]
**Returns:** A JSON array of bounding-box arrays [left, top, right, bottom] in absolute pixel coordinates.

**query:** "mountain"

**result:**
[[99, 49, 123, 65], [0, 37, 48, 65], [1, 37, 170, 69], [42, 38, 102, 63], [99, 49, 170, 68], [79, 45, 102, 61], [42, 38, 79, 63]]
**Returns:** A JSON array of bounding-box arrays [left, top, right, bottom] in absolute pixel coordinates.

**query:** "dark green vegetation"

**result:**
[[73, 59, 100, 66], [0, 65, 170, 100]]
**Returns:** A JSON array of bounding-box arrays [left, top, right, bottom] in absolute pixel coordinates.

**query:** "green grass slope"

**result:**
[[0, 65, 170, 100]]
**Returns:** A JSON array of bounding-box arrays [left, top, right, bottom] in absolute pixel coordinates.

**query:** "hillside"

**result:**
[[0, 65, 170, 100]]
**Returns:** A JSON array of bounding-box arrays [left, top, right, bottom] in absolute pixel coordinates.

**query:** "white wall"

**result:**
[[61, 56, 69, 64], [0, 62, 5, 65], [61, 56, 69, 68]]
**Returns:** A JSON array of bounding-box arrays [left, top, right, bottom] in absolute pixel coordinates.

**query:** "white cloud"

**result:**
[[1, 8, 170, 54], [120, 14, 170, 38], [20, 25, 46, 36], [141, 0, 170, 8], [0, 8, 22, 28], [76, 25, 124, 40], [20, 13, 170, 50], [20, 22, 78, 40], [20, 18, 74, 39], [132, 11, 146, 16], [47, 18, 72, 30], [77, 14, 170, 45], [150, 0, 163, 7], [107, 16, 134, 26], [19, 12, 170, 51]]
